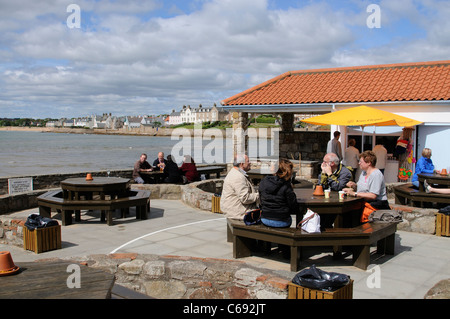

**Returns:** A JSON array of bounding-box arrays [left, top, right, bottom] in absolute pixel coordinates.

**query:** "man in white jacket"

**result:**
[[221, 154, 259, 220]]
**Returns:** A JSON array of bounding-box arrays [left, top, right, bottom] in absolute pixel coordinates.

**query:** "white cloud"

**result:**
[[0, 0, 448, 118]]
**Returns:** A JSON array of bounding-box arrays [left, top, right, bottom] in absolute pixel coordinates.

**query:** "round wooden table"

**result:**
[[294, 188, 365, 228], [294, 188, 365, 257], [61, 177, 131, 200]]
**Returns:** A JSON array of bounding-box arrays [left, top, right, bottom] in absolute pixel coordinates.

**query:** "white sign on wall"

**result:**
[[8, 177, 33, 194]]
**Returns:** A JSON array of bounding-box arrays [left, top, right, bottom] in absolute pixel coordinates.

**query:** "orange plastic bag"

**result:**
[[361, 202, 377, 223]]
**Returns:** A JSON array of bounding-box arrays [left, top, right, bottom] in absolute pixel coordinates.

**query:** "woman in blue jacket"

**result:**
[[412, 148, 435, 188]]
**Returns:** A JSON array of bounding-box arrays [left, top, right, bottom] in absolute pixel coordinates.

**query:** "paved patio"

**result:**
[[1, 199, 449, 299]]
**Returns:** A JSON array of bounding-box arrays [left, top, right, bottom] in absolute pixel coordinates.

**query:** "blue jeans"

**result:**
[[261, 216, 292, 228], [134, 176, 145, 184]]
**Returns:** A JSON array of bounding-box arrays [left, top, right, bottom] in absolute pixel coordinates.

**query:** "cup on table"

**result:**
[[324, 189, 330, 199], [338, 191, 345, 200]]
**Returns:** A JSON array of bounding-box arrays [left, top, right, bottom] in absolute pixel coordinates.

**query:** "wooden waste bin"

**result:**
[[23, 225, 62, 254], [211, 195, 222, 213], [288, 280, 353, 299], [436, 213, 450, 237]]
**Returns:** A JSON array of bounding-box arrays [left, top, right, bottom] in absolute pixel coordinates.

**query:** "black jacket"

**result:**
[[164, 160, 182, 183], [259, 175, 299, 221]]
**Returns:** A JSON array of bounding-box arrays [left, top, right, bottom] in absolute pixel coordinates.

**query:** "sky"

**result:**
[[0, 0, 449, 119]]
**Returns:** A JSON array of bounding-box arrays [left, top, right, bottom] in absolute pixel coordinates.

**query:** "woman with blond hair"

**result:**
[[258, 158, 299, 228], [412, 148, 435, 189]]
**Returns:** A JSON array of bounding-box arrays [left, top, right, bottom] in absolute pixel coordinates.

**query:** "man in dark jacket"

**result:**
[[319, 153, 353, 191]]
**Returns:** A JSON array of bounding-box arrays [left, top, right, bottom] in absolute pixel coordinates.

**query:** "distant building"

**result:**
[[172, 103, 230, 125], [124, 116, 143, 129], [169, 110, 182, 125]]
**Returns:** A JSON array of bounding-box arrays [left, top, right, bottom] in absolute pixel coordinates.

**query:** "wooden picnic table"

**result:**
[[61, 177, 131, 200], [293, 188, 365, 228], [294, 188, 365, 257], [197, 166, 225, 179], [246, 168, 275, 184], [418, 173, 450, 192], [38, 176, 150, 226], [139, 170, 165, 183], [0, 261, 115, 299]]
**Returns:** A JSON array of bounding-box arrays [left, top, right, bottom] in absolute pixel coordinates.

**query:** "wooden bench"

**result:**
[[228, 220, 397, 271], [197, 166, 225, 179], [394, 183, 450, 207], [37, 189, 151, 226]]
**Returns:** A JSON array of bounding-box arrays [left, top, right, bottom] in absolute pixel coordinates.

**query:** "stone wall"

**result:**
[[279, 131, 330, 162], [0, 217, 24, 247], [66, 253, 290, 299], [181, 180, 224, 212], [0, 169, 134, 195]]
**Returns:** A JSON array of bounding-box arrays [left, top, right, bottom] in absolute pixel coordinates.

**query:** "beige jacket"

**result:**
[[220, 167, 259, 220]]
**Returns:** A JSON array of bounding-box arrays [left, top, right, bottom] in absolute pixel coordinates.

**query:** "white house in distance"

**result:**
[[168, 110, 182, 126], [169, 104, 231, 125], [221, 60, 450, 178]]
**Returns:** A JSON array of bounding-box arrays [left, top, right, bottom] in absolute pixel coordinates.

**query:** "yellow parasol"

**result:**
[[301, 105, 423, 151]]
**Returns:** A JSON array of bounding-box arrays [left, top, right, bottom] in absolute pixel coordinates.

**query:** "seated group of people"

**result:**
[[133, 152, 200, 184], [221, 150, 390, 228]]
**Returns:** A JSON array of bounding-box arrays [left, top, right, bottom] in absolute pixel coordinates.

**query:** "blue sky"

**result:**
[[0, 0, 449, 119]]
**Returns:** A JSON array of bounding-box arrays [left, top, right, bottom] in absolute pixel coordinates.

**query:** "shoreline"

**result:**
[[0, 126, 293, 138]]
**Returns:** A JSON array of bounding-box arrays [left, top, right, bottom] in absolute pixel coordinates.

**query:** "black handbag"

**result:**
[[24, 214, 59, 231], [243, 209, 261, 225], [292, 264, 350, 292], [439, 205, 450, 216]]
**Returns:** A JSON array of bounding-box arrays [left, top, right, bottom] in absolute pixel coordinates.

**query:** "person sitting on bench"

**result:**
[[319, 152, 353, 191], [258, 158, 300, 228], [343, 150, 390, 210], [221, 154, 259, 220], [412, 148, 435, 189], [424, 180, 450, 194]]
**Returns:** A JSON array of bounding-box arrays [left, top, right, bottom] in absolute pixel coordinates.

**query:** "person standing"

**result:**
[[221, 154, 259, 220], [343, 139, 359, 181], [327, 131, 343, 162], [132, 153, 153, 184], [372, 143, 388, 175]]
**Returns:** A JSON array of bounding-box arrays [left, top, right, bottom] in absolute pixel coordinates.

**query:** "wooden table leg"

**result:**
[[106, 210, 113, 226], [39, 205, 51, 218]]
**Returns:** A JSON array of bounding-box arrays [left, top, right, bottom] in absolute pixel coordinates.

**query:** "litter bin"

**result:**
[[211, 194, 222, 213], [23, 214, 61, 254]]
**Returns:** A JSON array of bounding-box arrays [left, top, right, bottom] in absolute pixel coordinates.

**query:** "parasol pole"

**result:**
[[361, 125, 365, 152]]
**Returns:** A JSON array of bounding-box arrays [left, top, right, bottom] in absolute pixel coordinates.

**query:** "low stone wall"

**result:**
[[0, 169, 134, 195], [181, 180, 224, 212], [63, 253, 290, 299], [0, 217, 24, 247], [0, 189, 54, 214]]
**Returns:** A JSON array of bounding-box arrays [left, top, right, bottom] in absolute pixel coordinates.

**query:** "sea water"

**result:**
[[0, 130, 276, 178], [0, 131, 181, 178]]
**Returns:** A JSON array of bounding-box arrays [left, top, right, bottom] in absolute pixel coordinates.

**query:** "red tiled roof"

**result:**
[[221, 60, 450, 106]]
